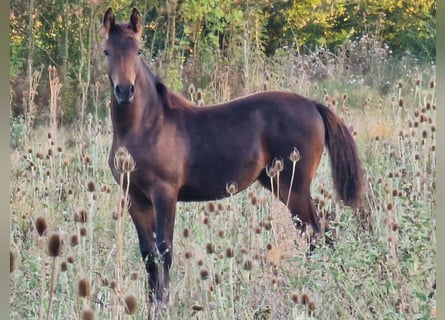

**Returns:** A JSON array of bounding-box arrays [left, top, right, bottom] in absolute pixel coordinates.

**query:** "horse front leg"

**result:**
[[151, 186, 178, 303], [126, 194, 161, 302]]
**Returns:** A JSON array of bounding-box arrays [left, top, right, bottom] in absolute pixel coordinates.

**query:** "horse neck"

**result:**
[[110, 61, 164, 138]]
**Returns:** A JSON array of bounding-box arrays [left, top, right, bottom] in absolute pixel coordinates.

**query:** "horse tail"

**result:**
[[315, 103, 364, 208]]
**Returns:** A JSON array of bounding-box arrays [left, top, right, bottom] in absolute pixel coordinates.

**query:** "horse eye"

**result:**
[[137, 49, 143, 56], [103, 50, 109, 56]]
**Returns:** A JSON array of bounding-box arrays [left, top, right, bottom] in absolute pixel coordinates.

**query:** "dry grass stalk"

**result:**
[[48, 65, 62, 142]]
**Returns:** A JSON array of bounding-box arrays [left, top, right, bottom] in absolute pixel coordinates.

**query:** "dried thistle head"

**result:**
[[188, 83, 196, 95], [87, 180, 96, 192], [47, 233, 63, 257], [273, 158, 283, 172], [35, 216, 48, 237], [226, 182, 238, 195], [70, 234, 79, 247], [242, 259, 253, 271], [114, 147, 136, 174], [301, 293, 310, 305], [199, 268, 209, 280], [74, 209, 88, 223], [60, 260, 68, 272], [291, 292, 299, 304], [77, 277, 90, 298], [289, 148, 301, 163], [225, 246, 234, 258], [81, 307, 95, 320], [266, 166, 277, 178], [123, 293, 138, 315]]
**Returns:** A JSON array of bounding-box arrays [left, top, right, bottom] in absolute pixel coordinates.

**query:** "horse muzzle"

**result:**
[[114, 83, 135, 104]]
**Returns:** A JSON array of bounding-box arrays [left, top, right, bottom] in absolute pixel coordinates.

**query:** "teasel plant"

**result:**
[[112, 146, 135, 319]]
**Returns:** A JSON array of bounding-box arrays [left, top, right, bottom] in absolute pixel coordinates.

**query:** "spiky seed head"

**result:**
[[70, 234, 79, 247], [81, 307, 95, 320], [67, 256, 75, 264], [273, 159, 283, 172], [35, 216, 48, 237], [225, 247, 234, 258], [188, 83, 196, 95], [80, 227, 87, 237], [301, 294, 309, 305], [289, 148, 301, 163], [47, 233, 62, 257], [114, 147, 136, 173], [398, 81, 403, 88], [415, 79, 421, 86], [185, 251, 193, 259], [291, 292, 299, 304], [206, 202, 216, 213], [74, 209, 88, 223], [61, 261, 68, 272], [87, 180, 95, 192], [206, 243, 215, 254], [226, 182, 238, 195], [428, 79, 435, 88], [196, 89, 203, 101], [266, 166, 277, 178], [83, 155, 91, 165], [242, 259, 253, 271], [77, 277, 90, 298], [182, 228, 190, 238], [199, 268, 209, 280], [130, 272, 138, 281], [123, 293, 138, 315]]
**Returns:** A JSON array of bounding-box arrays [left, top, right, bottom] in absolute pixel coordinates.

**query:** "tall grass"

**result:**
[[10, 44, 436, 319]]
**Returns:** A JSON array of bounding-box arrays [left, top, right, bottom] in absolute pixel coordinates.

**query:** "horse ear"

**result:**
[[129, 7, 142, 39], [103, 8, 115, 35]]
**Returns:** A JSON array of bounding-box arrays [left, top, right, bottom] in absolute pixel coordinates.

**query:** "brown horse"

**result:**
[[103, 8, 363, 302]]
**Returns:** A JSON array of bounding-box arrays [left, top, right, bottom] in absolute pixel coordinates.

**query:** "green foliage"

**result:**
[[9, 0, 436, 124], [284, 0, 435, 60], [10, 115, 25, 149]]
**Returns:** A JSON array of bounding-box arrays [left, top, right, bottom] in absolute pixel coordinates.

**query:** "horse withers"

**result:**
[[103, 7, 364, 303]]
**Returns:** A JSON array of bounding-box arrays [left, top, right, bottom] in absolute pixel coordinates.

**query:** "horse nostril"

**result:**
[[114, 84, 134, 103]]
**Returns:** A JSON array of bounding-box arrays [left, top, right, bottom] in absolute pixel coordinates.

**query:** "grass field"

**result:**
[[10, 50, 436, 319]]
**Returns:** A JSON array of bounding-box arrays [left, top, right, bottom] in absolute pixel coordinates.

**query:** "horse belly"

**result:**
[[178, 154, 265, 202]]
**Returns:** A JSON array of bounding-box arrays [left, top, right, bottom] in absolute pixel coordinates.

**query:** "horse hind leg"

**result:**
[[258, 172, 320, 235], [286, 189, 320, 235]]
